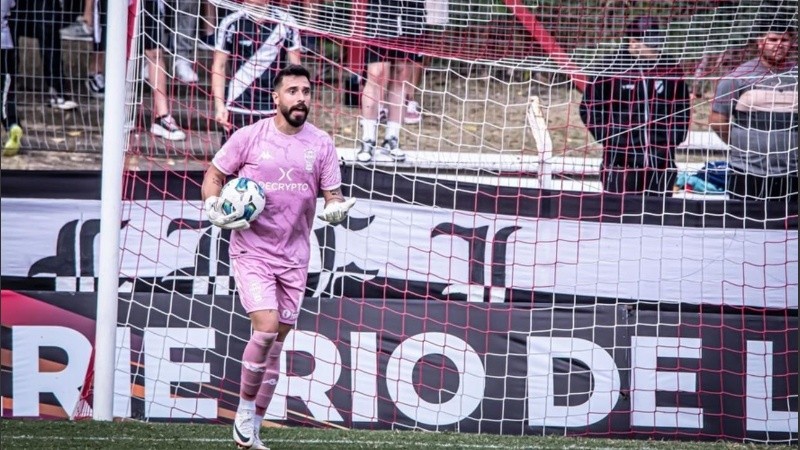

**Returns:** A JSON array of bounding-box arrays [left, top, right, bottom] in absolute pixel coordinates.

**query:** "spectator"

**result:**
[[356, 0, 426, 163], [709, 22, 798, 201], [143, 0, 187, 141], [580, 17, 690, 195], [2, 0, 22, 156], [211, 0, 302, 146], [10, 0, 79, 110]]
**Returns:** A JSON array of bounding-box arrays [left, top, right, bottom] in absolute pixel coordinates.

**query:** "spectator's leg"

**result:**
[[1, 48, 20, 130], [36, 0, 69, 96], [172, 0, 200, 83]]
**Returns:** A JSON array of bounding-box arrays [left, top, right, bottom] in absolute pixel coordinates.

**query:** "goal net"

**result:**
[[63, 0, 796, 442]]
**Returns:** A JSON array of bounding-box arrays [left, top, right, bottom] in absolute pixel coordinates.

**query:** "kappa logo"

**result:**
[[260, 150, 273, 161], [278, 168, 294, 181], [262, 378, 278, 385]]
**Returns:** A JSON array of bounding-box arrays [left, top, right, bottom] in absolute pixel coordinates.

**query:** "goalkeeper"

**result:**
[[580, 17, 690, 196], [201, 65, 356, 450]]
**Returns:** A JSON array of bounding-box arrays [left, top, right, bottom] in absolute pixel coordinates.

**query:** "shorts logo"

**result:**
[[281, 309, 298, 320], [248, 281, 263, 304]]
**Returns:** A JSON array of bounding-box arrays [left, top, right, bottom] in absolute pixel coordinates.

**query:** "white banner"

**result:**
[[1, 197, 796, 309]]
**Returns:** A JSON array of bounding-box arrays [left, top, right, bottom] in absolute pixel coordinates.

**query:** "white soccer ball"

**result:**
[[219, 177, 266, 223]]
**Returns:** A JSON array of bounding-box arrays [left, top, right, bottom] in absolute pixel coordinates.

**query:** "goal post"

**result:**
[[63, 0, 799, 442]]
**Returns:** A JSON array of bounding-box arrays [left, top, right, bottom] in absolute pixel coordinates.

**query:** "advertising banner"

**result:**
[[1, 290, 796, 442]]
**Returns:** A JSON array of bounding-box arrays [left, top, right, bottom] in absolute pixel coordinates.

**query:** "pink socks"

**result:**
[[255, 341, 283, 416], [239, 331, 277, 401]]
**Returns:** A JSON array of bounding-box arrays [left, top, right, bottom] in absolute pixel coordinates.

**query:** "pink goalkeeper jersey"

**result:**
[[212, 117, 342, 267]]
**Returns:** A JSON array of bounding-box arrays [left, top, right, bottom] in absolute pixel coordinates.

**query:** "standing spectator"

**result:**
[[143, 0, 187, 140], [356, 0, 426, 163], [211, 0, 302, 145], [202, 65, 355, 450], [1, 0, 22, 155], [709, 22, 798, 201], [580, 17, 690, 195], [10, 0, 79, 110]]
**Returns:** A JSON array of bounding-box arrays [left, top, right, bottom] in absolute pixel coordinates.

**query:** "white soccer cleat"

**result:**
[[250, 436, 270, 450], [233, 407, 255, 448]]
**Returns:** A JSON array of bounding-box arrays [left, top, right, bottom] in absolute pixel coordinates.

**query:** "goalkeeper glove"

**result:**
[[317, 197, 356, 224], [204, 196, 250, 230]]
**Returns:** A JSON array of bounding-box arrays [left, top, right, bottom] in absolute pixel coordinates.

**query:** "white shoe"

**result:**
[[404, 100, 421, 124], [250, 436, 270, 450], [60, 17, 93, 42], [381, 136, 406, 162], [174, 60, 199, 84], [150, 115, 186, 141], [142, 59, 150, 83], [232, 407, 255, 448], [49, 88, 79, 111]]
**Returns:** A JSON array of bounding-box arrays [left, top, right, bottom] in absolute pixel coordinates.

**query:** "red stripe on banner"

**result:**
[[0, 290, 96, 343]]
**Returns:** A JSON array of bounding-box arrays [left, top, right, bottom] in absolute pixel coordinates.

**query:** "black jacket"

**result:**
[[580, 52, 690, 153]]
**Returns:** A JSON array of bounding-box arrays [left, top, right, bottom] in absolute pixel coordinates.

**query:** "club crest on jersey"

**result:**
[[304, 149, 315, 172]]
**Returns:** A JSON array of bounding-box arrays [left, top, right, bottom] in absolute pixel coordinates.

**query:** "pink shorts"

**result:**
[[230, 256, 308, 324]]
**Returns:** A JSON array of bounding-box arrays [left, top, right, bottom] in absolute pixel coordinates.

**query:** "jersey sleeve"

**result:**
[[712, 76, 738, 116], [319, 136, 342, 192], [282, 12, 303, 51], [215, 13, 238, 55], [211, 128, 249, 175]]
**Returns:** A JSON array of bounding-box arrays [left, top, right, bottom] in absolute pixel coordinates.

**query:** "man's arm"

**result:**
[[708, 111, 731, 144], [288, 49, 302, 65], [202, 163, 227, 202], [211, 50, 230, 129]]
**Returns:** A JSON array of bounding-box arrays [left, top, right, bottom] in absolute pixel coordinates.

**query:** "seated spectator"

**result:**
[[580, 17, 690, 196], [10, 0, 78, 110], [709, 21, 798, 201]]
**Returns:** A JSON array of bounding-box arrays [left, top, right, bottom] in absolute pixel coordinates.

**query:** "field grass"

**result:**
[[1, 420, 795, 450]]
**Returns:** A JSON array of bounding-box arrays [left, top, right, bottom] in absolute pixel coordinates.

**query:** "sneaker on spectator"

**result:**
[[151, 115, 186, 141], [142, 59, 150, 83], [378, 104, 388, 124], [49, 88, 79, 111], [60, 17, 93, 42], [356, 139, 375, 163], [3, 124, 23, 157], [381, 136, 406, 162], [404, 100, 421, 124], [174, 59, 199, 84], [86, 73, 105, 99]]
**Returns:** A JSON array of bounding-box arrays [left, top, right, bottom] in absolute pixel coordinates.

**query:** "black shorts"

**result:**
[[141, 0, 166, 51], [364, 44, 424, 65]]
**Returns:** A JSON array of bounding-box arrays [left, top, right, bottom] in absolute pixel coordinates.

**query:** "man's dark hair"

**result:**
[[624, 16, 666, 50], [274, 65, 311, 89]]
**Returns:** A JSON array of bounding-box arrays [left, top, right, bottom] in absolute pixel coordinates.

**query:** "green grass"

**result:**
[[1, 420, 795, 450]]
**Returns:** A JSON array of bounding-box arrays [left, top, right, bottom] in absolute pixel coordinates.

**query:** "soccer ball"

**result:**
[[219, 177, 266, 223]]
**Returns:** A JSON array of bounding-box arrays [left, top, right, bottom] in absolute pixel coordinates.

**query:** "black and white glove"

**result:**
[[204, 196, 250, 230], [317, 198, 356, 224]]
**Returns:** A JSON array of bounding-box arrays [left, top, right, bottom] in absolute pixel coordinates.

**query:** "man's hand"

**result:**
[[204, 196, 250, 230], [317, 197, 356, 224]]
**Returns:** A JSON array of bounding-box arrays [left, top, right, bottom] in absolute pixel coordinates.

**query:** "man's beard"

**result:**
[[280, 104, 308, 127]]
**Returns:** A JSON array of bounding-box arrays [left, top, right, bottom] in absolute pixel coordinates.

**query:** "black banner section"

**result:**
[[2, 170, 796, 229], [2, 291, 796, 443]]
